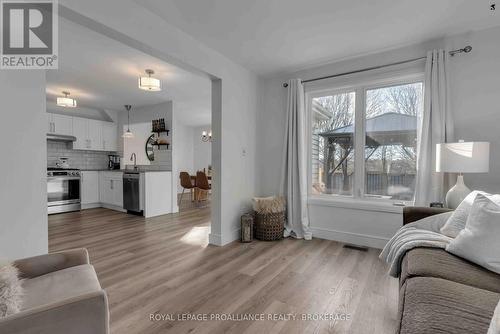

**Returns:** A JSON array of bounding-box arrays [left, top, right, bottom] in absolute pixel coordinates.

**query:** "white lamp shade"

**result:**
[[122, 130, 134, 139], [138, 76, 161, 91], [436, 141, 490, 173], [57, 96, 77, 108]]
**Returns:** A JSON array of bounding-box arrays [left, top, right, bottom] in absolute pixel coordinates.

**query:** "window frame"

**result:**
[[306, 72, 424, 207]]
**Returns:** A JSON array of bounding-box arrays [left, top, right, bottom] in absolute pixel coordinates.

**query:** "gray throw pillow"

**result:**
[[0, 261, 23, 317], [446, 194, 500, 274]]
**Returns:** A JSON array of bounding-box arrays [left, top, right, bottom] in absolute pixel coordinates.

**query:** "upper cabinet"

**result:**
[[51, 113, 118, 152], [73, 118, 103, 151], [102, 122, 118, 152], [47, 113, 73, 136]]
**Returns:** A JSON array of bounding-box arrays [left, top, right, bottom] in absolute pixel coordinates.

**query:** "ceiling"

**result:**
[[46, 18, 211, 126], [136, 0, 500, 75]]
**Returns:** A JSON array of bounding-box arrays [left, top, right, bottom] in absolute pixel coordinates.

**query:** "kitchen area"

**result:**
[[46, 106, 175, 219], [45, 17, 211, 222]]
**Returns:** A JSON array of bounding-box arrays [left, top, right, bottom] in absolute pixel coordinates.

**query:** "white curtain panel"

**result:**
[[415, 50, 454, 205], [280, 79, 312, 240]]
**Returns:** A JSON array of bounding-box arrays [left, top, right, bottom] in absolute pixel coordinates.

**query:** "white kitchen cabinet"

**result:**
[[102, 122, 118, 152], [73, 117, 102, 151], [88, 119, 102, 151], [72, 117, 88, 150], [47, 113, 73, 136], [99, 172, 123, 208], [81, 171, 99, 205]]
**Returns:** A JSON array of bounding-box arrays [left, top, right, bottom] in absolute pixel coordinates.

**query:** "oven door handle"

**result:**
[[47, 176, 81, 181]]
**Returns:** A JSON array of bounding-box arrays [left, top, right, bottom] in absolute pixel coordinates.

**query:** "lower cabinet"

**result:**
[[81, 171, 99, 205], [99, 172, 123, 208]]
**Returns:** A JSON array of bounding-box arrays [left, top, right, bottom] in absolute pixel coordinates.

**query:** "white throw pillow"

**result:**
[[446, 194, 500, 274], [440, 191, 500, 238], [0, 261, 23, 317]]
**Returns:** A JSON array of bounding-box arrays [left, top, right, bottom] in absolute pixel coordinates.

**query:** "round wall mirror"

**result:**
[[145, 134, 155, 161]]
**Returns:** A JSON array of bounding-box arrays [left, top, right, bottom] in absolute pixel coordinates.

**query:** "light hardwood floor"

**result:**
[[48, 201, 398, 334]]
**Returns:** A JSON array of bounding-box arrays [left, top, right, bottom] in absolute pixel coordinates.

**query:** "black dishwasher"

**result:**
[[123, 172, 141, 214]]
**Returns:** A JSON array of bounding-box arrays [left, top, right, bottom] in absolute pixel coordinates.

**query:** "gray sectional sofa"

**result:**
[[398, 207, 500, 334]]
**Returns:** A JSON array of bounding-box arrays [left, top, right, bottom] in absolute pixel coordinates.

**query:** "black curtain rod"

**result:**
[[282, 46, 472, 88]]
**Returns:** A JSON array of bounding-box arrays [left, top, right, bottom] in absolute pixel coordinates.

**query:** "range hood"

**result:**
[[46, 133, 77, 142]]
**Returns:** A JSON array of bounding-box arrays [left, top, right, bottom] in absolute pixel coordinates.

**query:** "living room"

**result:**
[[1, 1, 499, 334]]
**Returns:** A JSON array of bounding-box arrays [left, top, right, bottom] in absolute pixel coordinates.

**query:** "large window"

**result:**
[[310, 77, 423, 203]]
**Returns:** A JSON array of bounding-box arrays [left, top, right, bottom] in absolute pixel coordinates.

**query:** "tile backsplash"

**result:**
[[47, 141, 118, 170]]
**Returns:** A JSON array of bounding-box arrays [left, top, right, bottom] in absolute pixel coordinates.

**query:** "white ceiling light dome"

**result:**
[[138, 69, 161, 91], [122, 105, 135, 138], [57, 91, 77, 108]]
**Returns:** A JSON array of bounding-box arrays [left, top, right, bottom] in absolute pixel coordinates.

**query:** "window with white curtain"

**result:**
[[308, 74, 423, 203]]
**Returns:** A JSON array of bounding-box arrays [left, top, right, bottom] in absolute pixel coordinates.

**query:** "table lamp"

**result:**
[[436, 140, 490, 209]]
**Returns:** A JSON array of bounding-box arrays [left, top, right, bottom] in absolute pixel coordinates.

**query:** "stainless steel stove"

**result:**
[[47, 167, 81, 214]]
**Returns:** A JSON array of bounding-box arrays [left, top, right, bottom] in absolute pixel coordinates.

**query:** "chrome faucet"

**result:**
[[130, 153, 138, 170]]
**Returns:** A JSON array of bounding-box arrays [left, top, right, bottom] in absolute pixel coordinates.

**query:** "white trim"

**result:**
[[208, 233, 222, 246], [81, 203, 126, 212], [310, 226, 390, 249], [308, 196, 404, 214], [208, 228, 240, 246], [81, 203, 101, 210], [100, 203, 127, 213]]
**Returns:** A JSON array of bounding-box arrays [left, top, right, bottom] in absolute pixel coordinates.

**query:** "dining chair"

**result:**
[[195, 171, 211, 202], [179, 171, 195, 205]]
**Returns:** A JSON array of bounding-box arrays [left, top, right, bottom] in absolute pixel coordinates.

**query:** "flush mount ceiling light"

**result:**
[[122, 105, 134, 139], [138, 69, 161, 91], [56, 91, 77, 108]]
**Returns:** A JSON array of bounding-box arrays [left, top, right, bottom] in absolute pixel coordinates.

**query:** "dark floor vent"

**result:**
[[343, 244, 369, 252]]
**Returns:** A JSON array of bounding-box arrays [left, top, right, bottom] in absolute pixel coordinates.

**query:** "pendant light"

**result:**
[[138, 69, 161, 91], [57, 91, 77, 108], [122, 105, 134, 139]]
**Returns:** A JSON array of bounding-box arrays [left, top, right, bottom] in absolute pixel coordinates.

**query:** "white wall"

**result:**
[[447, 26, 500, 194], [193, 125, 212, 173], [120, 101, 172, 168], [0, 71, 48, 260], [260, 37, 489, 248], [258, 26, 500, 248], [175, 123, 194, 193]]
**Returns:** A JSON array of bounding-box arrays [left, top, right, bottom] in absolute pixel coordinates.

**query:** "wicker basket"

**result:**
[[254, 211, 285, 241]]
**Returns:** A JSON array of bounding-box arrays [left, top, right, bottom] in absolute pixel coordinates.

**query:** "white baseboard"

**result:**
[[100, 203, 127, 213], [208, 228, 240, 246], [208, 233, 222, 246], [81, 203, 101, 210], [310, 227, 389, 249]]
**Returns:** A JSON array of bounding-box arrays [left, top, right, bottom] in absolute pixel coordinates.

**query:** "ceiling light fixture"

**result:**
[[138, 69, 161, 91], [122, 105, 134, 139], [56, 91, 77, 108]]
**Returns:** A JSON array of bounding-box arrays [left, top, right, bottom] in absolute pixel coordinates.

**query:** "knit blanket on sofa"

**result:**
[[379, 212, 453, 277]]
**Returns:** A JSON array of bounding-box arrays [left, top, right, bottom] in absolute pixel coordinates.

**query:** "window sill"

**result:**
[[308, 195, 406, 214]]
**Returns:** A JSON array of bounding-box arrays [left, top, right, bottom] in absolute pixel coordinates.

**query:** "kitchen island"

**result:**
[[81, 169, 174, 218]]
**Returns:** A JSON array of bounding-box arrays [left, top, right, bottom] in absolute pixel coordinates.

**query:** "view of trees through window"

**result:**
[[311, 82, 423, 201]]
